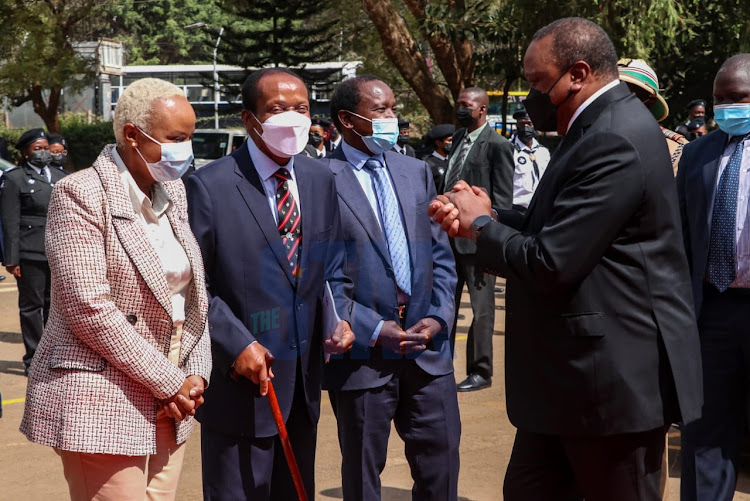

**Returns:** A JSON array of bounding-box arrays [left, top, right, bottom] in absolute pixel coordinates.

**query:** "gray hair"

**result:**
[[113, 78, 186, 147]]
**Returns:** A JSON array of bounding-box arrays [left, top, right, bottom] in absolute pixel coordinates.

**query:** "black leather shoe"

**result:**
[[456, 374, 491, 392]]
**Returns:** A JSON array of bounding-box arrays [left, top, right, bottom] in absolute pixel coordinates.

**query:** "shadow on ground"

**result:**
[[0, 331, 21, 344], [0, 359, 25, 376], [319, 487, 475, 500]]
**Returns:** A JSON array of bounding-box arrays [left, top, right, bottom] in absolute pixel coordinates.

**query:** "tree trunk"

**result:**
[[360, 0, 454, 124], [30, 85, 62, 134]]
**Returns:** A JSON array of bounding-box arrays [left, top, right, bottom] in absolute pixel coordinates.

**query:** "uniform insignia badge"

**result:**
[[28, 179, 35, 184], [518, 157, 527, 165], [529, 153, 536, 162]]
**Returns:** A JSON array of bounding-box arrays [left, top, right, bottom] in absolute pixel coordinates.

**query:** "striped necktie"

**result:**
[[444, 135, 471, 191], [273, 168, 302, 279]]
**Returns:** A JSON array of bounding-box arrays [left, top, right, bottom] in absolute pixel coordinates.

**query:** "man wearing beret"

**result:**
[[393, 117, 417, 157], [424, 124, 455, 190], [676, 99, 707, 138], [509, 109, 550, 211], [1, 128, 67, 375]]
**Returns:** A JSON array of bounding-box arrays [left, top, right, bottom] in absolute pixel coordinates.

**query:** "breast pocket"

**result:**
[[49, 343, 106, 372]]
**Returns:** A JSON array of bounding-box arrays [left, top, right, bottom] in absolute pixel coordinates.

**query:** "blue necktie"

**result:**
[[708, 134, 749, 292], [364, 158, 411, 295]]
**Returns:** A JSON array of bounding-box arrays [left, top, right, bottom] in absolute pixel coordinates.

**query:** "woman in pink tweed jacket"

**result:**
[[20, 78, 212, 500]]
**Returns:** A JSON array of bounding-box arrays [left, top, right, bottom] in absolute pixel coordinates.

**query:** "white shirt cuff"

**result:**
[[369, 320, 385, 347]]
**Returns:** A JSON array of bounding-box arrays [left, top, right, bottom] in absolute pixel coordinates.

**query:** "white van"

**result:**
[[192, 129, 248, 168]]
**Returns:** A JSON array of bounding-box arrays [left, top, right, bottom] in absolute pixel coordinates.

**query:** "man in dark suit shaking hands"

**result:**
[[324, 75, 460, 500], [677, 54, 750, 501], [186, 68, 354, 500], [431, 18, 703, 499], [442, 86, 515, 392]]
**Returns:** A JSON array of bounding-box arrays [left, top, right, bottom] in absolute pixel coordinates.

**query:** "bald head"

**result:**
[[714, 53, 750, 106], [460, 87, 489, 107]]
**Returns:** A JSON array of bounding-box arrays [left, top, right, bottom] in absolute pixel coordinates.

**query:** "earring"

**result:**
[[131, 142, 136, 147]]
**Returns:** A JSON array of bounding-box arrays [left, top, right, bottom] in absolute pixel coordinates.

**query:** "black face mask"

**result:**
[[522, 68, 573, 132], [28, 150, 51, 168], [397, 134, 410, 146], [517, 124, 537, 143], [308, 133, 323, 148], [329, 128, 339, 142], [456, 107, 477, 128], [50, 152, 67, 167], [443, 141, 453, 154]]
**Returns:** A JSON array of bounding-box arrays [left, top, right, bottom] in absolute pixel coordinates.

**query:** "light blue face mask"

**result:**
[[347, 111, 399, 154], [714, 103, 750, 136]]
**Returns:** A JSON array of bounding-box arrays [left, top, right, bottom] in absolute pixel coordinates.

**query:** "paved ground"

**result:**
[[2, 272, 750, 500]]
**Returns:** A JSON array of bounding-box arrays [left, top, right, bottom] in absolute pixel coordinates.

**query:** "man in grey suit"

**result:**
[[441, 87, 515, 391]]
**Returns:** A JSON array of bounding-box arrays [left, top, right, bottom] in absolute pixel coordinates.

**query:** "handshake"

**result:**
[[162, 375, 206, 421]]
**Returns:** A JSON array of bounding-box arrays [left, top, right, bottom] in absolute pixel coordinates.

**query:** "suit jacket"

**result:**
[[20, 146, 211, 455], [425, 154, 448, 191], [676, 129, 731, 314], [322, 149, 457, 391], [1, 163, 68, 264], [392, 143, 416, 157], [444, 125, 515, 255], [186, 142, 351, 438], [475, 82, 703, 436]]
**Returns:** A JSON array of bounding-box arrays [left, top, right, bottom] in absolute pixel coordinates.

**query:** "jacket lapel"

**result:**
[[328, 153, 392, 266], [233, 144, 297, 287], [702, 131, 729, 230], [92, 147, 173, 317]]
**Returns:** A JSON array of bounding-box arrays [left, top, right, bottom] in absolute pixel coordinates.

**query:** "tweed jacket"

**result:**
[[20, 146, 211, 456]]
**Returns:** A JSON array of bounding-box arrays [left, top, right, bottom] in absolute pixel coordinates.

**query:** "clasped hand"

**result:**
[[429, 181, 493, 239], [163, 374, 205, 421], [378, 318, 441, 355]]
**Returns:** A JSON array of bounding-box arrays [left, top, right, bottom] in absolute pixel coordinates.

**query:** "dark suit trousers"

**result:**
[[452, 251, 495, 378], [680, 285, 750, 501], [201, 364, 317, 501], [17, 259, 50, 370], [504, 427, 667, 501], [328, 361, 461, 501]]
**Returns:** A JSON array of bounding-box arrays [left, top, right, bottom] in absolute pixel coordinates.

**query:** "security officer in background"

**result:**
[[509, 109, 550, 211], [47, 134, 70, 172], [424, 123, 455, 190], [676, 99, 707, 139], [393, 116, 417, 157], [618, 58, 689, 176], [1, 128, 67, 375]]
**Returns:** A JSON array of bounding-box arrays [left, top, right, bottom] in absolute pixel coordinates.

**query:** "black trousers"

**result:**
[[328, 363, 461, 501], [452, 252, 495, 378], [201, 364, 317, 501], [16, 259, 51, 370], [680, 285, 750, 501], [504, 427, 667, 501]]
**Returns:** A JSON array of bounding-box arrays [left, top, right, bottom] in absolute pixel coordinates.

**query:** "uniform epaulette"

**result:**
[[661, 127, 689, 145]]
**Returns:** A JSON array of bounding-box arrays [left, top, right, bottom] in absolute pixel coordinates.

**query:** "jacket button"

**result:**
[[296, 303, 302, 311], [126, 314, 137, 325], [290, 341, 297, 350]]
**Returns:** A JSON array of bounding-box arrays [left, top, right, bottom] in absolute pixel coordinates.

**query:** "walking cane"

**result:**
[[264, 351, 309, 501]]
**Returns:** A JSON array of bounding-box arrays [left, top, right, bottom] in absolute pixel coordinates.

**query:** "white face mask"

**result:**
[[135, 127, 194, 182], [252, 111, 312, 159]]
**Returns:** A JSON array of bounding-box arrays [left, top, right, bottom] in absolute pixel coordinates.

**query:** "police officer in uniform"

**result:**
[[424, 123, 455, 190], [1, 128, 67, 375], [509, 109, 550, 211]]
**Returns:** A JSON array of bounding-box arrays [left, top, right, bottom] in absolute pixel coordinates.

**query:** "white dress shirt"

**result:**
[[247, 138, 302, 224], [511, 135, 551, 208], [112, 147, 192, 354], [431, 151, 448, 161], [713, 135, 750, 288]]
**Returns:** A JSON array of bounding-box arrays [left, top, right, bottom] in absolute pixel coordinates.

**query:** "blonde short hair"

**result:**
[[113, 78, 186, 147]]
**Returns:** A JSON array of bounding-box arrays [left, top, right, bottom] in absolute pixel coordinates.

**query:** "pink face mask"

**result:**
[[252, 111, 312, 158]]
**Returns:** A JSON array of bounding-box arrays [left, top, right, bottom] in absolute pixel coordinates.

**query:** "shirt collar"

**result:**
[[466, 122, 488, 143], [341, 140, 385, 170], [112, 145, 172, 218], [512, 135, 538, 151], [431, 150, 447, 161], [567, 79, 620, 133], [247, 138, 295, 182]]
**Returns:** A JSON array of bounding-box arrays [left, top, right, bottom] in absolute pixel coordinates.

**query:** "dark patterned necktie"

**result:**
[[708, 134, 749, 291], [273, 168, 302, 279], [444, 136, 471, 191]]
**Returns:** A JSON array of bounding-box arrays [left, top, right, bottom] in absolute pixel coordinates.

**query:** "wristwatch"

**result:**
[[471, 215, 495, 241]]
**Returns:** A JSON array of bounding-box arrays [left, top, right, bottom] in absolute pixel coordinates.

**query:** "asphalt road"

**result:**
[[2, 273, 750, 500]]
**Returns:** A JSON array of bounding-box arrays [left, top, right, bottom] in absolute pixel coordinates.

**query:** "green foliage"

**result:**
[[0, 125, 25, 165], [59, 114, 115, 171], [103, 0, 230, 65]]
